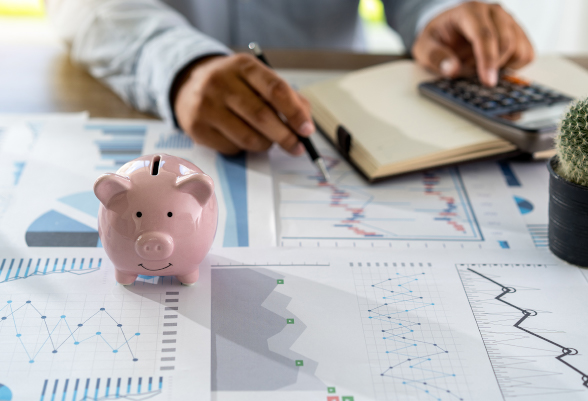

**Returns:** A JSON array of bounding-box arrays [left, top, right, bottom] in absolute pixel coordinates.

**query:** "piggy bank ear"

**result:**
[[176, 173, 214, 206], [94, 173, 132, 208]]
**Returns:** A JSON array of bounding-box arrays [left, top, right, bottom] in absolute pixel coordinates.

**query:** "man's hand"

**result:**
[[173, 54, 315, 155], [412, 2, 534, 86]]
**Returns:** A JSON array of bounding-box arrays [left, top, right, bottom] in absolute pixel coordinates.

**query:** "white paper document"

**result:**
[[271, 134, 550, 251], [0, 247, 211, 401], [0, 113, 88, 227], [209, 247, 588, 401], [0, 117, 275, 250]]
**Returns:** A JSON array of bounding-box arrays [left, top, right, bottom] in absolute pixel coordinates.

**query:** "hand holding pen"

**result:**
[[172, 47, 328, 178], [248, 42, 330, 181]]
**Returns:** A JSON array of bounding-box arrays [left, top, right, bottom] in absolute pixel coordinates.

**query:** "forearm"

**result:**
[[47, 0, 231, 122], [383, 0, 466, 52]]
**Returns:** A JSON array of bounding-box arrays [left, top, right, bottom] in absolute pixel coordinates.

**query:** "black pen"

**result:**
[[248, 42, 331, 182]]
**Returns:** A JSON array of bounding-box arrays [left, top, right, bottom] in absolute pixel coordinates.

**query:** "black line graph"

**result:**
[[458, 264, 588, 398], [467, 268, 588, 388]]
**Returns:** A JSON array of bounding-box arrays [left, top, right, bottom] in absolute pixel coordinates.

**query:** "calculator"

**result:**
[[418, 75, 574, 153]]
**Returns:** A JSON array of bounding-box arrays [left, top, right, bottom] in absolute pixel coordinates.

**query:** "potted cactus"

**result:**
[[549, 97, 588, 266]]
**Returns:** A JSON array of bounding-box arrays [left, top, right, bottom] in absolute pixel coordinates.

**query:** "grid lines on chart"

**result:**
[[457, 263, 588, 399], [0, 292, 161, 377], [352, 260, 469, 400], [278, 158, 483, 243]]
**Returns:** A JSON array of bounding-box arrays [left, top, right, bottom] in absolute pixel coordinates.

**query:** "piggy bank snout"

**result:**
[[135, 232, 174, 260]]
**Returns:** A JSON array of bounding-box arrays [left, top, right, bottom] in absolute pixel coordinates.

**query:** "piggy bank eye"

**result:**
[[136, 212, 142, 218], [167, 212, 173, 217]]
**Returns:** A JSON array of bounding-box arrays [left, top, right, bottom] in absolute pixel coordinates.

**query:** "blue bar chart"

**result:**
[[39, 377, 163, 401], [0, 257, 100, 283], [88, 124, 147, 170]]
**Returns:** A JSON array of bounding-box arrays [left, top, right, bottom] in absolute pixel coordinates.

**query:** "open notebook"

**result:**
[[301, 60, 517, 181]]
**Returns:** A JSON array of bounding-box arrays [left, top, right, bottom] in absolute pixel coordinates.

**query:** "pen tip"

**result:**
[[315, 158, 331, 183]]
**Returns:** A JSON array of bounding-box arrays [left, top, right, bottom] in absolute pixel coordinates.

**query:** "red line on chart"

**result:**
[[309, 163, 467, 238], [313, 158, 382, 238], [423, 172, 465, 232]]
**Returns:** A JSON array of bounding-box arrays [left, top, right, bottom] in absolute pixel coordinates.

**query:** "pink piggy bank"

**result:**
[[94, 154, 217, 285]]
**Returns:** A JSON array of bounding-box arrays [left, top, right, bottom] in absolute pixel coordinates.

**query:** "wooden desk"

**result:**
[[1, 43, 587, 119]]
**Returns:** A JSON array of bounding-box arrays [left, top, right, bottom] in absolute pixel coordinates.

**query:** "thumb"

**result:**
[[414, 37, 461, 78]]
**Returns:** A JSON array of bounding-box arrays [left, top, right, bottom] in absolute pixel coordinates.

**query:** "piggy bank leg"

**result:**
[[176, 268, 199, 286], [115, 269, 138, 286]]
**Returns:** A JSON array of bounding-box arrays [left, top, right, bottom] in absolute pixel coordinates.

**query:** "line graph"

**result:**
[[0, 257, 100, 283], [467, 268, 588, 387], [353, 262, 464, 400], [274, 147, 482, 245], [0, 299, 140, 363], [40, 377, 162, 401], [458, 264, 588, 399]]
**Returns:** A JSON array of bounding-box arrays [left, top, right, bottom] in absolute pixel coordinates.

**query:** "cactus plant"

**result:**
[[555, 97, 588, 186]]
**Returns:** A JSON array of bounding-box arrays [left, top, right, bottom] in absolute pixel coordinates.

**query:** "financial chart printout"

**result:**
[[0, 117, 275, 250], [0, 248, 211, 401], [208, 248, 588, 401], [270, 134, 549, 251]]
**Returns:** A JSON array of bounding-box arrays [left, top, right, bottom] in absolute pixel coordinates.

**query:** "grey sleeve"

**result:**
[[382, 0, 466, 52], [47, 0, 232, 123]]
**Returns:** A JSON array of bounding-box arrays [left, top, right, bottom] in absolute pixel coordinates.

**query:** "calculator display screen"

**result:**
[[496, 103, 569, 130]]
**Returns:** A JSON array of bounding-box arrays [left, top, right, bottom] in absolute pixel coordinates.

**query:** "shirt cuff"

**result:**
[[135, 24, 232, 125], [415, 0, 468, 37]]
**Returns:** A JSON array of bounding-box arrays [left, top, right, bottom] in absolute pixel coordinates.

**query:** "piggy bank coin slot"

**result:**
[[151, 156, 161, 175], [151, 155, 161, 175]]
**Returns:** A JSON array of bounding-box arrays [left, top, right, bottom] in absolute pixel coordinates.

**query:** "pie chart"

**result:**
[[26, 191, 101, 247], [514, 196, 534, 215], [0, 384, 12, 401]]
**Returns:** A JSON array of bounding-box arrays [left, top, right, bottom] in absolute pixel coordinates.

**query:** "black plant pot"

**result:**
[[548, 156, 588, 266]]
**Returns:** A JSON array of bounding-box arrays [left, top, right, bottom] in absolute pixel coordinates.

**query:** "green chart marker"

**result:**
[[277, 279, 284, 284], [327, 387, 336, 393], [287, 318, 294, 324], [342, 397, 355, 401], [295, 360, 304, 366]]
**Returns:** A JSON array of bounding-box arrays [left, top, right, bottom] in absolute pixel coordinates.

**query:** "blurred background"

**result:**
[[1, 0, 587, 54]]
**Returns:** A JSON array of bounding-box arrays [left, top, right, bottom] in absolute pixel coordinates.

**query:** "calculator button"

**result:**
[[500, 98, 515, 106], [516, 96, 530, 103], [478, 89, 492, 97], [459, 92, 474, 100], [481, 101, 498, 110]]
